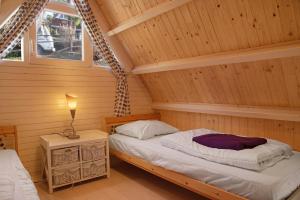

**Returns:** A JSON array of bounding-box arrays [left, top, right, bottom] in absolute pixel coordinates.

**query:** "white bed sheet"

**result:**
[[160, 129, 293, 171], [110, 134, 300, 200], [0, 150, 40, 200]]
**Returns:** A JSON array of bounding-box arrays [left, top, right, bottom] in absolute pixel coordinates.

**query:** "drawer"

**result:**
[[82, 160, 106, 179], [81, 142, 105, 162], [51, 146, 79, 167], [52, 165, 81, 186]]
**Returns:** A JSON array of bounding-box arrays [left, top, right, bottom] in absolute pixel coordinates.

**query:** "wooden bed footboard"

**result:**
[[0, 125, 18, 153]]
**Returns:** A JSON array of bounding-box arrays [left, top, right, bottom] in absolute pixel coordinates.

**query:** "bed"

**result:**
[[105, 113, 300, 200], [0, 126, 40, 200]]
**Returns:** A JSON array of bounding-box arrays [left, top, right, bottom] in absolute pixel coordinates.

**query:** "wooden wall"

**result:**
[[98, 0, 300, 148], [160, 110, 300, 151], [0, 64, 152, 181]]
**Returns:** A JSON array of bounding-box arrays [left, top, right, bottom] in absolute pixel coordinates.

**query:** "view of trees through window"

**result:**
[[36, 10, 82, 60], [3, 42, 22, 61]]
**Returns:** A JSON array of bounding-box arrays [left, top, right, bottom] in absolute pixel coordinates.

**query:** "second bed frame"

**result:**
[[0, 125, 18, 153]]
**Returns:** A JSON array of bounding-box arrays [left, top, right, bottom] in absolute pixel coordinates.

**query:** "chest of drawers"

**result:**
[[40, 130, 110, 193]]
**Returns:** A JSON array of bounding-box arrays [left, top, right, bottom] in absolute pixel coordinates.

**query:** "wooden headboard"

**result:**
[[104, 113, 161, 133], [0, 126, 18, 153]]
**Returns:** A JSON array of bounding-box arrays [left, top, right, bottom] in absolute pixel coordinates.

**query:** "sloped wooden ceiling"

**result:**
[[98, 0, 300, 104], [142, 57, 300, 107], [98, 0, 300, 65], [97, 0, 300, 149]]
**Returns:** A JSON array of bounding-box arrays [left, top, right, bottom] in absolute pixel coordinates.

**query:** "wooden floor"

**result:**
[[37, 159, 207, 200]]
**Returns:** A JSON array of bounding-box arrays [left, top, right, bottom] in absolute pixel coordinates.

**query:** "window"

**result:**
[[1, 0, 110, 69], [29, 0, 92, 66], [0, 8, 23, 62], [2, 41, 22, 61], [36, 10, 82, 60], [93, 46, 108, 67]]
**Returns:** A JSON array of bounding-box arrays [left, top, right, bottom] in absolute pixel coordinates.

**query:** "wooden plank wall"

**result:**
[[160, 110, 300, 151], [0, 64, 152, 181]]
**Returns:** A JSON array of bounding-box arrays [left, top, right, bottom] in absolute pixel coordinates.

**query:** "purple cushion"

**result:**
[[192, 134, 267, 150]]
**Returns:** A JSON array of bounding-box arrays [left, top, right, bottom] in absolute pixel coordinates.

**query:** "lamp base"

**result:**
[[67, 134, 80, 139]]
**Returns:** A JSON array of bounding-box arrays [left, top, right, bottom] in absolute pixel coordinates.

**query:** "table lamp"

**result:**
[[65, 94, 80, 139]]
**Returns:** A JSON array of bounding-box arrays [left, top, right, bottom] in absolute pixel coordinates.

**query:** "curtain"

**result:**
[[0, 0, 131, 117], [0, 0, 49, 58], [73, 0, 131, 117]]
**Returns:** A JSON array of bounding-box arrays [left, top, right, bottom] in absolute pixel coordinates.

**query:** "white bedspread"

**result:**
[[0, 150, 39, 200], [109, 134, 300, 200], [160, 129, 293, 171]]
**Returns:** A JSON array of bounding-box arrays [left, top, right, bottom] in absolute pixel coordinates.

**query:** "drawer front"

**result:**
[[82, 160, 106, 179], [81, 142, 106, 162], [52, 165, 81, 186], [51, 146, 79, 167]]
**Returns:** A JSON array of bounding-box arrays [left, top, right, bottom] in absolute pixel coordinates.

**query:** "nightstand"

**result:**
[[40, 130, 110, 193]]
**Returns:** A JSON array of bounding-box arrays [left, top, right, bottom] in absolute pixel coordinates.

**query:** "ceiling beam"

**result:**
[[132, 40, 300, 74], [152, 103, 300, 122], [106, 0, 192, 37]]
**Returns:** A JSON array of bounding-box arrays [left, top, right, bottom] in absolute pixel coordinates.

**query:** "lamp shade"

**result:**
[[65, 94, 77, 110], [65, 93, 80, 139]]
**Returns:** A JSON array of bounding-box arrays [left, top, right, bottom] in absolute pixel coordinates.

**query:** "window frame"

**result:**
[[0, 1, 110, 69], [0, 34, 30, 67], [29, 1, 92, 67], [0, 6, 27, 65], [1, 38, 25, 62]]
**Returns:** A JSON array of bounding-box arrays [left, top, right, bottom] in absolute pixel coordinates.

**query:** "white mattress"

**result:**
[[110, 134, 300, 200], [0, 150, 40, 200]]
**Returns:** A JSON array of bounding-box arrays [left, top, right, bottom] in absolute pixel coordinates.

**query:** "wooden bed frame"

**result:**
[[105, 113, 300, 200], [0, 125, 18, 153], [105, 113, 247, 200]]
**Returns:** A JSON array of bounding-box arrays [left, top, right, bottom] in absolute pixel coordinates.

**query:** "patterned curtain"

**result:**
[[0, 0, 49, 59], [73, 0, 131, 117]]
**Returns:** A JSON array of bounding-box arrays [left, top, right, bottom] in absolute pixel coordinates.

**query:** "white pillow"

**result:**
[[115, 120, 178, 140]]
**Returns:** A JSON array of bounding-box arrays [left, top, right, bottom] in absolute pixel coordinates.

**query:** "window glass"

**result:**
[[93, 47, 109, 67], [3, 41, 22, 61], [36, 10, 82, 60]]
